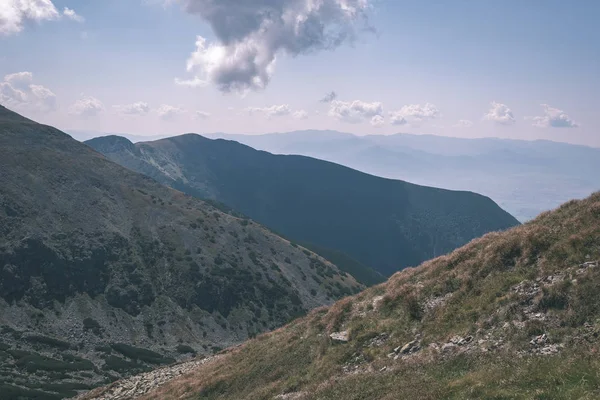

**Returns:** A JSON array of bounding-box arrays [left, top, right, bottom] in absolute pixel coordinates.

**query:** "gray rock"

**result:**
[[442, 343, 457, 352], [330, 331, 349, 342]]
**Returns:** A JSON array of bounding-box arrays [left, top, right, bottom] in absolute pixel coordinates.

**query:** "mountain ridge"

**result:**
[[87, 133, 520, 277]]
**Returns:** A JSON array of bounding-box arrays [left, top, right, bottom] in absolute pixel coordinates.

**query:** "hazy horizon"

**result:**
[[67, 127, 600, 150]]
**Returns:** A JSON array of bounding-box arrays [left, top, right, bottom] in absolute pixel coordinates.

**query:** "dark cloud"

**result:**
[[176, 0, 373, 92]]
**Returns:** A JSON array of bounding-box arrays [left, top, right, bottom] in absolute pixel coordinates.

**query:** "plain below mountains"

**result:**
[[0, 105, 361, 399], [83, 192, 600, 400], [206, 130, 600, 222], [87, 133, 520, 278]]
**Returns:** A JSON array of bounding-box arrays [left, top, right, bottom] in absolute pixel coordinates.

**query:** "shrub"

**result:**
[[176, 344, 197, 355], [83, 318, 102, 335], [110, 343, 174, 365], [25, 335, 71, 350]]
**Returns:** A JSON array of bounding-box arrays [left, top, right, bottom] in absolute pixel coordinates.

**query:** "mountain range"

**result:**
[[86, 134, 519, 277], [204, 130, 600, 222], [0, 105, 361, 399]]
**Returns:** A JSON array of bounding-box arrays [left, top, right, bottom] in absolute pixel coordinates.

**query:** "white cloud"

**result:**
[[529, 104, 579, 128], [174, 0, 373, 92], [194, 110, 211, 119], [246, 104, 292, 118], [328, 99, 384, 125], [293, 110, 309, 120], [157, 104, 185, 120], [454, 119, 474, 128], [113, 102, 150, 116], [389, 114, 407, 126], [0, 0, 59, 36], [389, 103, 440, 126], [69, 96, 104, 117], [63, 7, 84, 23], [483, 101, 515, 125], [371, 115, 385, 127], [174, 76, 207, 88], [4, 71, 33, 91], [0, 71, 57, 112], [320, 91, 337, 103]]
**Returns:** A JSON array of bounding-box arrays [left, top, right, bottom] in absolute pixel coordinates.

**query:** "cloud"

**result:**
[[328, 99, 384, 125], [174, 76, 207, 88], [0, 0, 59, 36], [529, 104, 578, 128], [371, 115, 384, 127], [320, 91, 337, 103], [63, 7, 84, 23], [389, 103, 440, 126], [113, 102, 150, 116], [483, 101, 515, 125], [389, 114, 407, 126], [69, 96, 104, 117], [174, 0, 372, 92], [454, 119, 474, 128], [0, 71, 57, 112], [246, 104, 292, 118], [194, 110, 210, 119], [293, 110, 308, 120], [157, 104, 185, 120], [4, 71, 33, 91]]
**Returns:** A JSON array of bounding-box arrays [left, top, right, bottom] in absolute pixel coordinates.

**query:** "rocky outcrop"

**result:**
[[76, 357, 218, 400]]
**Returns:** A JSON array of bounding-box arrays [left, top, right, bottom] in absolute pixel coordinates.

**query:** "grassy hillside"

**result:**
[[86, 134, 519, 277], [107, 192, 600, 400], [0, 105, 361, 399]]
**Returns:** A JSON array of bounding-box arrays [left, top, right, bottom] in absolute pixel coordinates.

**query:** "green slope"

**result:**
[[86, 134, 520, 277]]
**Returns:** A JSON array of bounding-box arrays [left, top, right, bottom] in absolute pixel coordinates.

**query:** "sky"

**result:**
[[0, 0, 599, 146]]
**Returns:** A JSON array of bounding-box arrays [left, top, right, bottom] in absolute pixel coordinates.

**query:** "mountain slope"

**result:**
[[86, 134, 519, 277], [85, 192, 600, 400], [208, 130, 600, 222], [0, 105, 361, 399]]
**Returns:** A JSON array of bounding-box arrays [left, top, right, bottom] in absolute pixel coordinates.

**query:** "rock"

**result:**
[[579, 261, 599, 269], [367, 333, 389, 347], [400, 340, 420, 354], [530, 334, 548, 347], [275, 392, 307, 400], [442, 343, 457, 352], [330, 331, 349, 342], [449, 335, 472, 346]]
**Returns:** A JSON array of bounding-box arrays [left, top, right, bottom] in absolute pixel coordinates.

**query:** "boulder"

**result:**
[[330, 331, 349, 342]]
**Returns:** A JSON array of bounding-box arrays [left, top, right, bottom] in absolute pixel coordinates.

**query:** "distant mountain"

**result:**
[[207, 131, 600, 222], [67, 130, 171, 143], [85, 192, 600, 400], [87, 134, 519, 278], [0, 105, 361, 399]]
